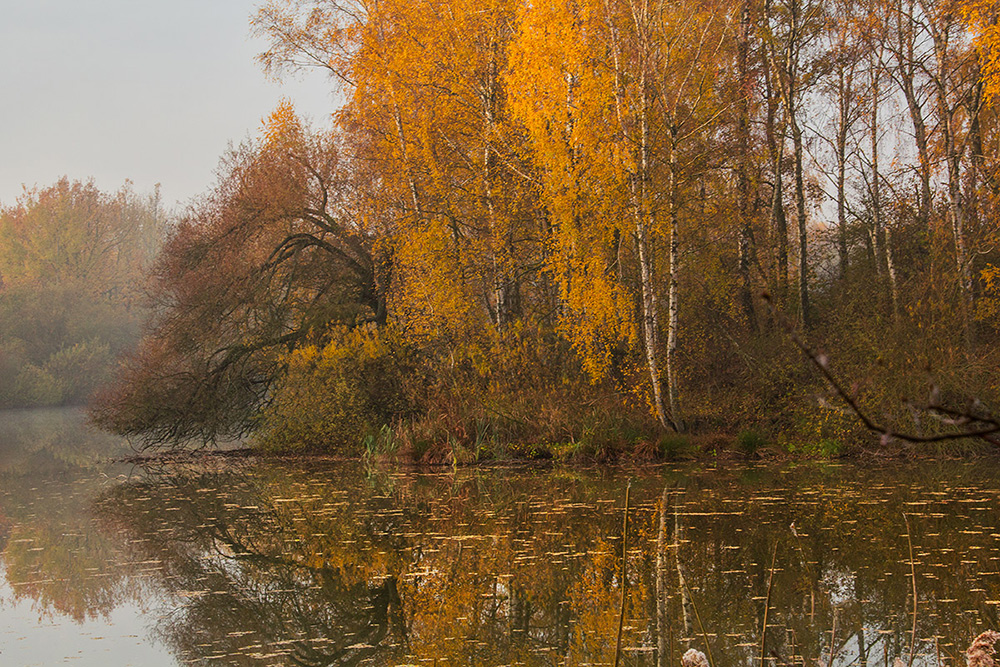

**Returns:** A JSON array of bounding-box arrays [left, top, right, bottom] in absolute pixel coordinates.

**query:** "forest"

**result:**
[[79, 0, 1000, 460], [0, 179, 166, 409]]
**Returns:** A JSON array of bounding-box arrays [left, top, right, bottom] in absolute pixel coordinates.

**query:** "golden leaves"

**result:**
[[965, 0, 1000, 102], [261, 99, 303, 150]]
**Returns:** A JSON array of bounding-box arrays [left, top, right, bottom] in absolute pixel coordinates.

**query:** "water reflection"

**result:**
[[3, 415, 1000, 667], [91, 463, 1000, 666], [0, 408, 174, 665], [0, 409, 134, 621]]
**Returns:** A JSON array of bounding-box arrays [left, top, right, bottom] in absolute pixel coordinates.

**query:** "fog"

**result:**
[[0, 0, 336, 208]]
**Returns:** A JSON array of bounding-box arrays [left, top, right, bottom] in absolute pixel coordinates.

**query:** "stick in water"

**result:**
[[760, 541, 778, 667], [904, 513, 917, 667], [614, 481, 631, 667]]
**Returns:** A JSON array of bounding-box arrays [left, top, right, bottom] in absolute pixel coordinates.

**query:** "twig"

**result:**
[[760, 541, 778, 667], [829, 607, 838, 667], [614, 481, 631, 667], [905, 512, 918, 667], [681, 575, 716, 667], [762, 292, 1000, 447]]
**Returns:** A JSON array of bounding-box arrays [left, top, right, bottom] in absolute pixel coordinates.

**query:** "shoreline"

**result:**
[[110, 437, 998, 468]]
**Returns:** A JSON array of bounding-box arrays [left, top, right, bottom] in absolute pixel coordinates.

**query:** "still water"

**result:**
[[2, 409, 1000, 666]]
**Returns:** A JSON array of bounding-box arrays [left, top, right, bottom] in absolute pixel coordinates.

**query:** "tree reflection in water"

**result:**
[[11, 460, 1000, 666]]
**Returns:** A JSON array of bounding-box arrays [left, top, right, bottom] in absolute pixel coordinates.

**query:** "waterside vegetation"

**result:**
[[73, 0, 1000, 460]]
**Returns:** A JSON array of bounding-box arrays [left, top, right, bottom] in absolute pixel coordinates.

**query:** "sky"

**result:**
[[0, 0, 337, 209]]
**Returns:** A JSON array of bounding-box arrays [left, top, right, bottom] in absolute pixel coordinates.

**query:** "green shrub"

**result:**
[[814, 438, 845, 458], [14, 364, 66, 407], [44, 339, 112, 404], [736, 429, 767, 458], [362, 424, 401, 464], [784, 437, 845, 458], [658, 433, 690, 460], [0, 340, 30, 403]]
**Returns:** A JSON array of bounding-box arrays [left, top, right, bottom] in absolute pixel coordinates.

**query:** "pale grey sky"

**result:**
[[0, 0, 336, 208]]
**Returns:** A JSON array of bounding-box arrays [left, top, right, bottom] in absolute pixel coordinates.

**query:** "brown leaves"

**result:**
[[967, 630, 1000, 667]]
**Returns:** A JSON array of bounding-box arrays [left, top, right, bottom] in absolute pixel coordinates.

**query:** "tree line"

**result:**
[[95, 0, 1000, 457], [0, 179, 167, 408]]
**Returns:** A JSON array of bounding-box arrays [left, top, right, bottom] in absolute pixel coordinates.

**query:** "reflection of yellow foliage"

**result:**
[[79, 463, 1000, 665]]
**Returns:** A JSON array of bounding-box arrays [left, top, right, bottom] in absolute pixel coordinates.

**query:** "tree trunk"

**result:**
[[736, 0, 758, 332], [836, 65, 850, 279], [674, 503, 694, 638], [895, 0, 933, 231], [666, 124, 684, 431], [762, 20, 789, 302], [791, 113, 811, 328], [482, 33, 512, 332], [921, 0, 975, 350], [635, 90, 677, 432]]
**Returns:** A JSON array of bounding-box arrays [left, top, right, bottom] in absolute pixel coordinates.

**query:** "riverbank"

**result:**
[[111, 428, 999, 468]]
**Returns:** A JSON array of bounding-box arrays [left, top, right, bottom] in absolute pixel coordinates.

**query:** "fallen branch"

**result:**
[[762, 292, 1000, 448]]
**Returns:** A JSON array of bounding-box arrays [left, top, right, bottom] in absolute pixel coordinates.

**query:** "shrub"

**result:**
[[13, 364, 66, 407], [44, 339, 113, 404], [736, 429, 767, 458], [256, 325, 422, 453], [0, 340, 30, 404], [658, 433, 691, 460]]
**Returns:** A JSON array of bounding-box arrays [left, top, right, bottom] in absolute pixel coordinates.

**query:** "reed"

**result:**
[[760, 541, 778, 667], [614, 481, 631, 667]]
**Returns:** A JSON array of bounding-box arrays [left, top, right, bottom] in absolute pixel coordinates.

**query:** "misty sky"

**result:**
[[0, 0, 336, 208]]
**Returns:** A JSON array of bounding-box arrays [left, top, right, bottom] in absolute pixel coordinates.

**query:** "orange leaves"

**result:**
[[965, 0, 1000, 102], [261, 99, 303, 151], [392, 219, 480, 341], [508, 0, 654, 379], [978, 264, 1000, 321]]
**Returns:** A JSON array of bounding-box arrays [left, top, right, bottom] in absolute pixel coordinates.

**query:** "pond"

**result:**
[[1, 409, 999, 666]]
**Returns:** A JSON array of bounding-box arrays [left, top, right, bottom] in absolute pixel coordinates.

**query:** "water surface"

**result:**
[[2, 409, 1000, 666]]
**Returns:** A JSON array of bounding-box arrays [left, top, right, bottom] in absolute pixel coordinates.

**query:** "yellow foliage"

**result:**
[[258, 325, 419, 452], [966, 0, 1000, 101], [261, 98, 303, 150], [978, 264, 1000, 320]]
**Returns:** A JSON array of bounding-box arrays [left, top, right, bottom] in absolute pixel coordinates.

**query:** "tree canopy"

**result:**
[[95, 0, 1000, 455], [0, 179, 168, 408]]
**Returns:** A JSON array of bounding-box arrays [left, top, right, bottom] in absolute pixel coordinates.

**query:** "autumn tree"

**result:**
[[256, 0, 546, 341], [0, 178, 167, 407], [509, 0, 734, 432], [92, 110, 390, 445], [96, 0, 1000, 455], [911, 0, 982, 347], [762, 0, 827, 327]]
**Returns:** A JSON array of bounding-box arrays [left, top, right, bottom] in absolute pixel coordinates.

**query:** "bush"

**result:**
[[658, 433, 691, 460], [0, 340, 30, 404], [44, 339, 113, 404], [256, 325, 422, 453], [736, 429, 767, 458], [13, 364, 66, 407]]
